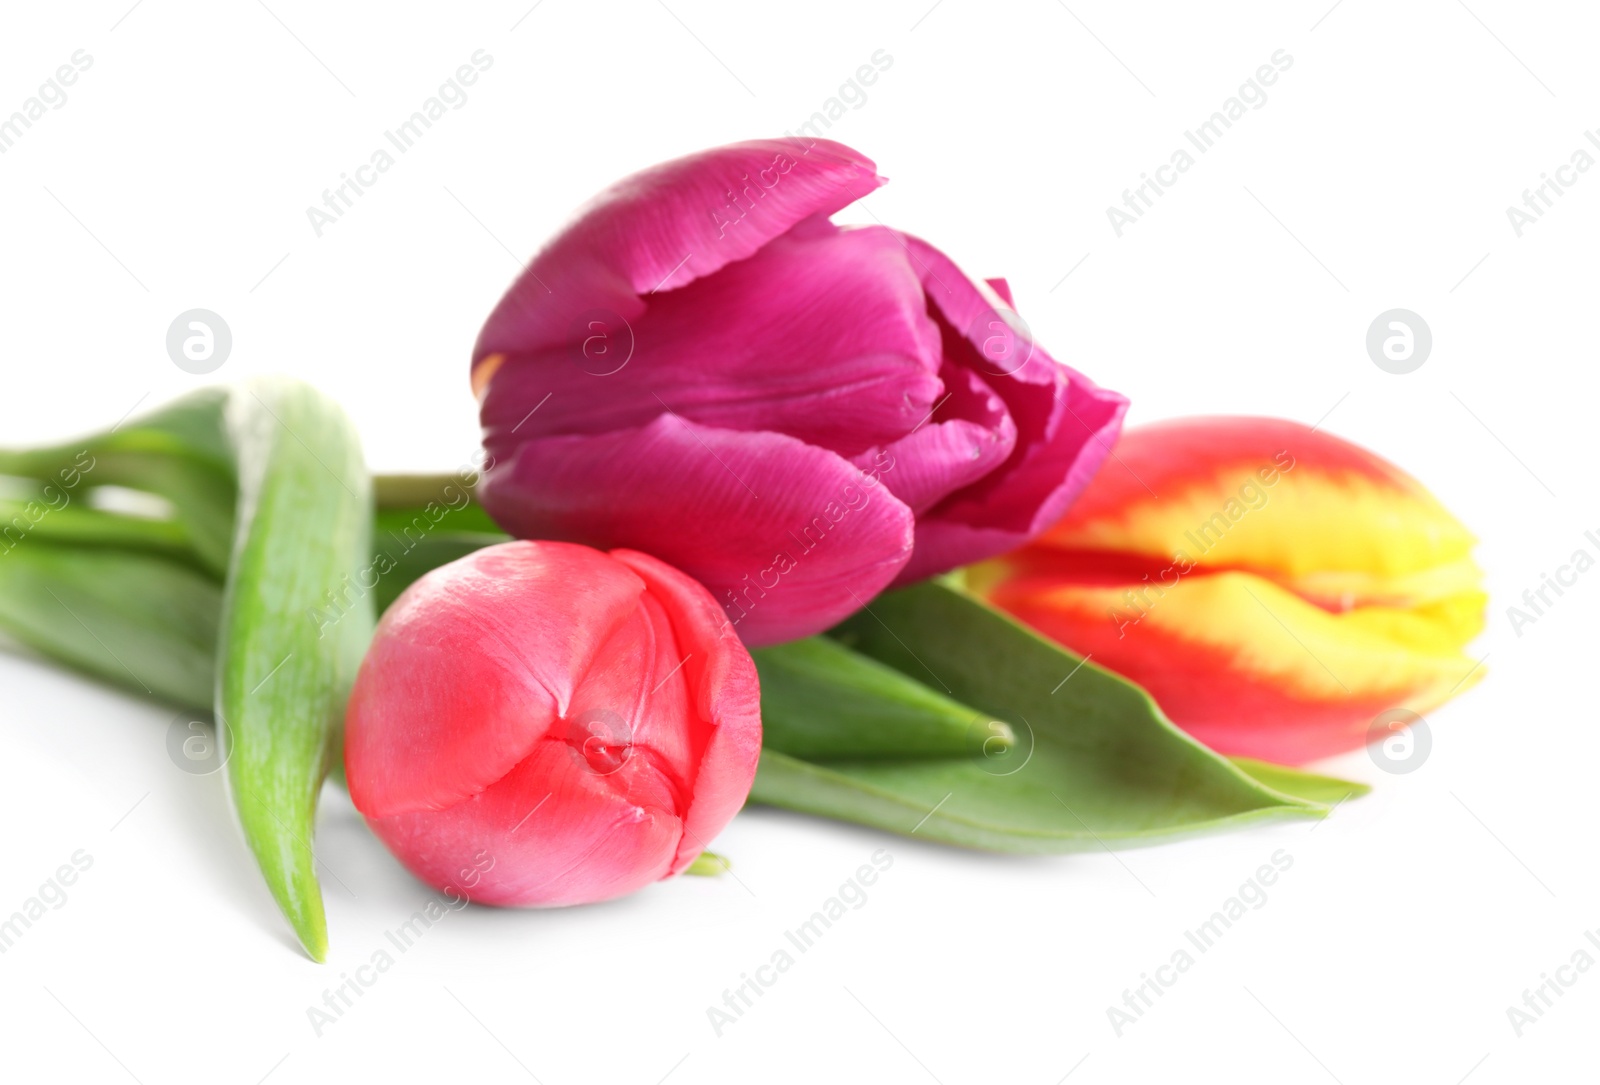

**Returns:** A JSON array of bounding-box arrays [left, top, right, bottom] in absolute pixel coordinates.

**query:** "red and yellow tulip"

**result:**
[[968, 416, 1486, 764]]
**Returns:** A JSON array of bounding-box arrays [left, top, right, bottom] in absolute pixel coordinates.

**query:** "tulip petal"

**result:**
[[472, 139, 885, 388], [985, 567, 1486, 763], [560, 586, 693, 796], [345, 541, 647, 817], [974, 416, 1487, 763], [365, 744, 682, 907], [889, 234, 1129, 583], [480, 415, 916, 646], [479, 223, 943, 461], [1030, 416, 1477, 587], [612, 549, 763, 874], [853, 361, 1016, 515]]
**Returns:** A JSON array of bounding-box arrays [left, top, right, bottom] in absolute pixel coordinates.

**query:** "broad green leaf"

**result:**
[[1230, 756, 1370, 805], [0, 388, 235, 576], [0, 497, 201, 568], [0, 543, 218, 708], [753, 635, 1012, 761], [748, 582, 1344, 851], [0, 488, 508, 704], [216, 378, 374, 961], [2, 385, 387, 960]]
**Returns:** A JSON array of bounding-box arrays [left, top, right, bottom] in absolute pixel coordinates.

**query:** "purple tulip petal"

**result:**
[[481, 223, 943, 464], [472, 139, 885, 392], [480, 415, 916, 646], [851, 362, 1016, 516], [888, 234, 1130, 584]]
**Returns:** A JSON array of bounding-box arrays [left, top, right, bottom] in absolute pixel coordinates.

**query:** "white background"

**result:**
[[0, 1, 1594, 1081]]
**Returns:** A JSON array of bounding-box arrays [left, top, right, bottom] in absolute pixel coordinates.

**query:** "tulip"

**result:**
[[344, 541, 762, 906], [968, 417, 1486, 764], [470, 138, 1128, 646]]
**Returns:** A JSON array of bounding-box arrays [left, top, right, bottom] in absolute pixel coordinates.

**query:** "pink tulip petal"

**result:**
[[889, 234, 1129, 584], [480, 415, 916, 646], [345, 541, 647, 818], [472, 139, 885, 384], [480, 224, 943, 462], [366, 742, 682, 907], [612, 549, 762, 873], [559, 587, 695, 801]]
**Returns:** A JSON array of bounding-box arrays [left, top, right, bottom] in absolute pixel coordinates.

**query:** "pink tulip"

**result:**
[[471, 138, 1128, 646], [344, 541, 761, 907]]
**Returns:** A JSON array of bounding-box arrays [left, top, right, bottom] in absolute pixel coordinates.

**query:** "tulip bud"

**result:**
[[345, 541, 762, 906], [969, 417, 1486, 763], [470, 138, 1127, 646]]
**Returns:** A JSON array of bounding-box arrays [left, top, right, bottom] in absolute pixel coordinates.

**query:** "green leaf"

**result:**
[[0, 484, 508, 704], [749, 582, 1342, 851], [0, 543, 219, 708], [1230, 756, 1370, 806], [0, 497, 202, 569], [215, 378, 374, 962], [0, 388, 235, 577], [753, 635, 1012, 761], [1, 384, 387, 960]]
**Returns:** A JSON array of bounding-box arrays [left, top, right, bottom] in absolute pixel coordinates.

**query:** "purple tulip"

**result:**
[[472, 138, 1127, 646]]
